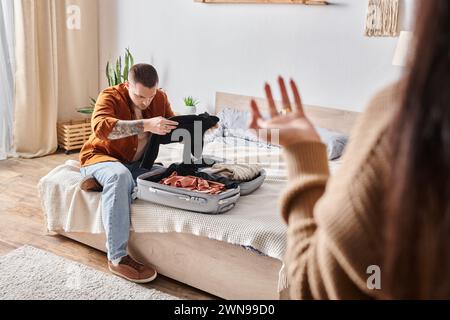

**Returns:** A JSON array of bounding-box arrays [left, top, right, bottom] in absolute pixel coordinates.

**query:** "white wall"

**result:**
[[99, 0, 416, 113]]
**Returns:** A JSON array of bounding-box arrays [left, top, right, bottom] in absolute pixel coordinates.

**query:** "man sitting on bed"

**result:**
[[78, 64, 179, 283]]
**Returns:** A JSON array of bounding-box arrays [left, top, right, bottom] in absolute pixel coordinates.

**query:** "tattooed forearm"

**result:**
[[108, 120, 145, 140]]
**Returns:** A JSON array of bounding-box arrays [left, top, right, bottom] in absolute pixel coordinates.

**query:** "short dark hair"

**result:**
[[129, 64, 159, 88]]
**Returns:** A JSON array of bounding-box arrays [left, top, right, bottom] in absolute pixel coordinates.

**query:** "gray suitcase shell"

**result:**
[[238, 169, 266, 196], [137, 167, 241, 215], [136, 165, 267, 214]]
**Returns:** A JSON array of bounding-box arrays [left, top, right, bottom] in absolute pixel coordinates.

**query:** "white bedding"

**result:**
[[38, 137, 341, 292]]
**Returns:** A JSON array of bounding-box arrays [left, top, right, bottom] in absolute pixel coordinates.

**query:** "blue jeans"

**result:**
[[80, 161, 149, 261]]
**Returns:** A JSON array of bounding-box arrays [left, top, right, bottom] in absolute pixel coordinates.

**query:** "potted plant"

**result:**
[[76, 97, 97, 117], [183, 96, 199, 115], [77, 48, 134, 115]]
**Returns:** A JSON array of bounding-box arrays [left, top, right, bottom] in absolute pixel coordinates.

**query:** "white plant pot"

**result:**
[[185, 106, 197, 115]]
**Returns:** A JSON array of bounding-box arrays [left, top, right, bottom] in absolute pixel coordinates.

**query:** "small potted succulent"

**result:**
[[183, 96, 199, 115]]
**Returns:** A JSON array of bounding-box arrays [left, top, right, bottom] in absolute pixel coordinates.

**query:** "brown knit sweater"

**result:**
[[280, 84, 400, 300]]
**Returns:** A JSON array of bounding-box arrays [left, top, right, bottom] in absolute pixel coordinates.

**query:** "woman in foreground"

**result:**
[[250, 1, 450, 299]]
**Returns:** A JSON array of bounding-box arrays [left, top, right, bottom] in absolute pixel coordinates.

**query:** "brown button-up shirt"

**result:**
[[79, 83, 175, 167]]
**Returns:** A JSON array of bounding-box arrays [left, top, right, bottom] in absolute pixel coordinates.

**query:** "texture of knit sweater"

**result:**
[[280, 84, 400, 300]]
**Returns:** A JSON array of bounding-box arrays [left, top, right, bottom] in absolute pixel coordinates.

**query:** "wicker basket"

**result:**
[[57, 119, 92, 154]]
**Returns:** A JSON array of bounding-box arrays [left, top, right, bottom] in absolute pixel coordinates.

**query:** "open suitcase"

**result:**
[[137, 164, 241, 215], [137, 164, 266, 215], [135, 113, 266, 215]]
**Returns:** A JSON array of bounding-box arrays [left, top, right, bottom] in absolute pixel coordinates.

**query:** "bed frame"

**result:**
[[215, 92, 358, 135], [58, 92, 360, 300]]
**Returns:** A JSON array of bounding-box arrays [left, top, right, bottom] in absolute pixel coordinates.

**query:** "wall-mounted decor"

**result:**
[[194, 0, 329, 5], [365, 0, 399, 37]]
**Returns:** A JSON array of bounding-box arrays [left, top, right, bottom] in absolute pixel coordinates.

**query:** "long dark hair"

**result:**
[[384, 0, 450, 299]]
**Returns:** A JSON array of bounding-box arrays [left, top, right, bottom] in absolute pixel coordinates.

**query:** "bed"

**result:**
[[39, 92, 359, 300]]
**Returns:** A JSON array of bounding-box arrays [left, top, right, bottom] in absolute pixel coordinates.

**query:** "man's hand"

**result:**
[[144, 117, 179, 136], [107, 117, 179, 140]]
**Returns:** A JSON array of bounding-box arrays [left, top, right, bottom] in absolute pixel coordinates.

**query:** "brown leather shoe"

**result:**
[[80, 176, 103, 192], [108, 256, 158, 284]]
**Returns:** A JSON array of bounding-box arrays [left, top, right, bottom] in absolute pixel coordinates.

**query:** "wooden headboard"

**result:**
[[215, 92, 360, 135]]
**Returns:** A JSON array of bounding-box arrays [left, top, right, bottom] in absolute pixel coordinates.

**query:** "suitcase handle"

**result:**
[[218, 193, 240, 205], [148, 187, 207, 204]]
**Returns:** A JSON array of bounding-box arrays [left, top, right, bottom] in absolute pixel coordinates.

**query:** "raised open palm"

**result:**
[[249, 77, 321, 147]]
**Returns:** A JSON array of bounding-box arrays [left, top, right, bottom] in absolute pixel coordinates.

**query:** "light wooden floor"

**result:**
[[0, 150, 217, 300]]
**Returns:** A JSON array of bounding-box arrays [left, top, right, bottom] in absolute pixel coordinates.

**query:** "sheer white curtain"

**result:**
[[13, 0, 99, 158], [0, 0, 15, 160]]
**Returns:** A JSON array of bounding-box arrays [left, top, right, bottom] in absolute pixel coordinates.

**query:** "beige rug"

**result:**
[[0, 246, 178, 300]]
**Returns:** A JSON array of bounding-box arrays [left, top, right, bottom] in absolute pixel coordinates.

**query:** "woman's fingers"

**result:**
[[250, 99, 263, 118], [257, 77, 306, 122], [265, 84, 279, 118], [278, 77, 293, 113], [250, 100, 263, 129], [290, 79, 305, 117]]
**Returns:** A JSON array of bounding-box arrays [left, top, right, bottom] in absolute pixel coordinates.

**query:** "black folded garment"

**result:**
[[140, 113, 220, 170]]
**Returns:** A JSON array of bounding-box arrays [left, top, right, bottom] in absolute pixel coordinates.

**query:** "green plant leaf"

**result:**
[[130, 51, 134, 68], [125, 48, 131, 64], [90, 97, 97, 107], [116, 58, 121, 84], [123, 53, 130, 82], [77, 107, 95, 115], [114, 70, 118, 86], [109, 64, 113, 86], [119, 56, 123, 82], [184, 96, 199, 107], [106, 62, 111, 86]]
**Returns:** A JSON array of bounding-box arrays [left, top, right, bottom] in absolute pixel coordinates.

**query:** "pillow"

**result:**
[[316, 127, 349, 161], [217, 108, 273, 143], [216, 107, 349, 160], [204, 125, 223, 144]]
